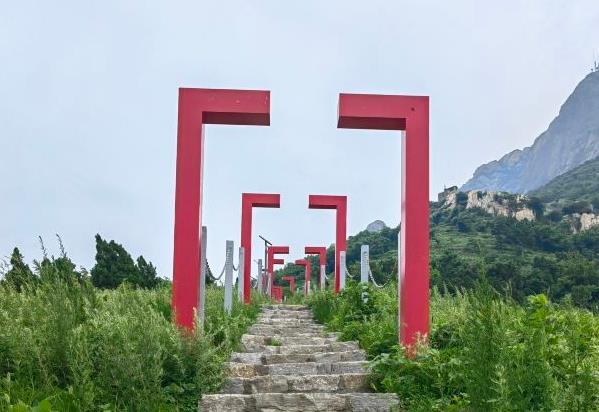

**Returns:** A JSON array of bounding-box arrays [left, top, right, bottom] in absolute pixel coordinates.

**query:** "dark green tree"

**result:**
[[527, 196, 545, 218], [3, 248, 36, 291], [136, 256, 158, 289], [91, 234, 139, 288]]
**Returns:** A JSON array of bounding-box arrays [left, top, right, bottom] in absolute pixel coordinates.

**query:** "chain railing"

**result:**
[[199, 232, 400, 315]]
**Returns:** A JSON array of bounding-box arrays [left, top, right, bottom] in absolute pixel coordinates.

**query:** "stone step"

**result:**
[[255, 318, 317, 326], [229, 350, 366, 365], [222, 373, 369, 394], [264, 350, 366, 364], [227, 361, 368, 378], [259, 311, 313, 318], [248, 326, 325, 336], [242, 334, 338, 348], [200, 392, 400, 412], [260, 308, 313, 314], [248, 331, 327, 339], [242, 341, 360, 354], [263, 305, 309, 311], [199, 304, 399, 411]]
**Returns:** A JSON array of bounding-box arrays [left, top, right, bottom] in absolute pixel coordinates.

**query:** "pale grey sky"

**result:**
[[1, 1, 598, 277]]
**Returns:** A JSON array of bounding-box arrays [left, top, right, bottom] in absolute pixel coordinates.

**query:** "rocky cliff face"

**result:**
[[438, 187, 599, 232], [439, 187, 535, 221], [366, 220, 387, 233], [569, 213, 599, 233], [462, 70, 599, 193]]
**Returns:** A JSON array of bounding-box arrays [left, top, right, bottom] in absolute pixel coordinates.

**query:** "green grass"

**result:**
[[530, 156, 599, 208], [0, 272, 262, 411], [307, 282, 599, 411]]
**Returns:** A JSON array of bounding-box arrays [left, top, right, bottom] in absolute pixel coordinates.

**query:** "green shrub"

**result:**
[[0, 253, 262, 411], [309, 282, 599, 411]]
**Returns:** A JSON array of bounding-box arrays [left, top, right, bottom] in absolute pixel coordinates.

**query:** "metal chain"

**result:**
[[368, 267, 385, 288], [206, 259, 226, 282]]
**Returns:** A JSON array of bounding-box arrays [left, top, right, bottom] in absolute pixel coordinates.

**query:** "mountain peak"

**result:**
[[461, 70, 599, 193], [366, 220, 387, 233]]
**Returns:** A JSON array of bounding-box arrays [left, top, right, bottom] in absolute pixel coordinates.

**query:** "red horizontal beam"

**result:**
[[305, 246, 327, 266]]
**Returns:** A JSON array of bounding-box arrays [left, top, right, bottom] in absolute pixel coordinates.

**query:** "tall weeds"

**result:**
[[308, 282, 599, 411], [0, 257, 261, 411]]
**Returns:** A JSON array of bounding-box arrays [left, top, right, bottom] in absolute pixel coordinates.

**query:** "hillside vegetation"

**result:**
[[278, 202, 599, 310], [0, 251, 261, 411], [308, 283, 599, 411], [530, 155, 599, 210]]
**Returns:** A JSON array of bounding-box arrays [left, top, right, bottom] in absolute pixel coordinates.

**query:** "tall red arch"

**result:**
[[240, 193, 281, 303], [172, 88, 270, 330], [308, 195, 347, 293], [337, 93, 430, 347]]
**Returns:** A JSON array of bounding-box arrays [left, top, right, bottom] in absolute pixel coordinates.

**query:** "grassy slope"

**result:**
[[530, 155, 599, 207], [308, 283, 599, 411]]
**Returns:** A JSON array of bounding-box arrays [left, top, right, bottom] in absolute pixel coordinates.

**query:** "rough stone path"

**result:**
[[200, 304, 400, 412]]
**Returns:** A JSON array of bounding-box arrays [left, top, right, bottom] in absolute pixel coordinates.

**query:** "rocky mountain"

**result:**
[[366, 220, 387, 233], [462, 70, 599, 193]]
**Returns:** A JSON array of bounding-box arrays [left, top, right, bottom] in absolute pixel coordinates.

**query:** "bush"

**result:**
[[0, 253, 261, 411], [309, 283, 599, 411]]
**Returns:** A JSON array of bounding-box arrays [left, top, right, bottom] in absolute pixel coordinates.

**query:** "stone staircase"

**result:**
[[200, 305, 400, 412]]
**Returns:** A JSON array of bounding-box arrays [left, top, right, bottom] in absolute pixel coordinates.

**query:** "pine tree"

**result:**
[[136, 256, 158, 288], [3, 247, 36, 291], [91, 234, 138, 289]]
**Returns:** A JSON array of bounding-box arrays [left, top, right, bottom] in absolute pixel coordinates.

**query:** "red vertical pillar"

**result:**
[[294, 259, 311, 295], [282, 275, 296, 293], [308, 195, 347, 293], [240, 194, 281, 304], [305, 246, 327, 288], [337, 93, 430, 348], [173, 88, 270, 330]]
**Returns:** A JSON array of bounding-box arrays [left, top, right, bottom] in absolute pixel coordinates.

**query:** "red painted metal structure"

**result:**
[[294, 259, 311, 295], [308, 195, 347, 293], [173, 88, 270, 330], [241, 193, 281, 304], [281, 275, 296, 294], [267, 246, 289, 298], [305, 246, 327, 289], [263, 257, 284, 291], [337, 93, 430, 348], [272, 286, 283, 302]]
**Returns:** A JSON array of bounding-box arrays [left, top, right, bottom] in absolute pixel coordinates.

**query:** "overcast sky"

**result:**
[[1, 1, 598, 278]]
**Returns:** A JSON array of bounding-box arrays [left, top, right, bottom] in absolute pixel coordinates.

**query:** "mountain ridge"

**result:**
[[462, 70, 599, 193]]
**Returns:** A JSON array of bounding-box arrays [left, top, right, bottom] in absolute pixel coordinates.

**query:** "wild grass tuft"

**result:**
[[0, 254, 262, 411], [308, 281, 599, 411]]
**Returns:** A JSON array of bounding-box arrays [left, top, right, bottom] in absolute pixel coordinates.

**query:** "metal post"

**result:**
[[198, 226, 208, 328], [320, 264, 326, 289], [237, 247, 245, 301], [224, 240, 234, 315], [360, 245, 369, 284], [266, 272, 272, 297], [339, 251, 347, 291], [256, 259, 263, 294]]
